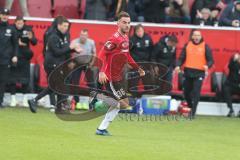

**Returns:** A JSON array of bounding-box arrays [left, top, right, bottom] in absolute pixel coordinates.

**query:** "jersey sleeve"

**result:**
[[97, 37, 117, 72]]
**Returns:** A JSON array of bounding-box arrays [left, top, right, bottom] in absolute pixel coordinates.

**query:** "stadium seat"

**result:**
[[171, 71, 183, 96], [176, 66, 219, 99], [221, 63, 240, 100]]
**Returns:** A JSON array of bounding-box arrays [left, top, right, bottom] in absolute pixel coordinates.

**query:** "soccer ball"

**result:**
[[94, 101, 109, 113]]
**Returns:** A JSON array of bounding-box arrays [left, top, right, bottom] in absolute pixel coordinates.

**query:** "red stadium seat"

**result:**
[[171, 71, 183, 96], [175, 66, 219, 98]]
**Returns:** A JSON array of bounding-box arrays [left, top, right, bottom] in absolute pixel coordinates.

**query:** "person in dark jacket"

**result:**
[[175, 29, 214, 118], [219, 0, 240, 27], [8, 16, 37, 107], [191, 0, 224, 24], [42, 16, 70, 109], [152, 35, 178, 83], [0, 8, 18, 108], [28, 16, 81, 113], [129, 24, 153, 92], [43, 16, 70, 56], [130, 24, 153, 62], [143, 0, 169, 23], [194, 8, 215, 26], [85, 0, 112, 20], [223, 53, 240, 118]]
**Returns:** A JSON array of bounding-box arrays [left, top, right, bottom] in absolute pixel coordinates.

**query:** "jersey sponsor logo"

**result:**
[[104, 41, 117, 51]]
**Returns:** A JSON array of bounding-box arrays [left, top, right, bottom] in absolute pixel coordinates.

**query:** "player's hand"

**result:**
[[27, 31, 33, 40], [18, 39, 27, 46], [12, 56, 18, 64], [138, 68, 145, 77], [203, 65, 209, 76], [174, 66, 181, 73], [203, 65, 208, 72], [154, 66, 160, 76], [74, 44, 83, 53], [232, 20, 240, 27], [99, 72, 108, 84]]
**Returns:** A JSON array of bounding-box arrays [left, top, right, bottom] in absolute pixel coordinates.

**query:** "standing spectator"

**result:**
[[222, 53, 240, 118], [219, 0, 240, 27], [8, 16, 37, 107], [166, 0, 190, 24], [40, 16, 69, 110], [70, 29, 98, 109], [152, 35, 178, 83], [130, 24, 153, 62], [28, 16, 82, 113], [129, 24, 153, 92], [223, 0, 235, 4], [115, 0, 128, 17], [175, 29, 214, 118], [5, 0, 30, 17], [0, 8, 18, 108], [210, 7, 222, 26], [194, 8, 214, 26], [143, 0, 169, 23], [85, 0, 112, 20], [191, 0, 225, 24], [108, 0, 138, 21], [134, 0, 145, 22]]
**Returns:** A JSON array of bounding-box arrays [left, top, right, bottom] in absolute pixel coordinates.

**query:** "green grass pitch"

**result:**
[[0, 107, 239, 160]]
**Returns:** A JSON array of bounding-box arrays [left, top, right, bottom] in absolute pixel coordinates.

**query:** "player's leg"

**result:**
[[191, 77, 204, 118], [28, 66, 53, 113], [96, 93, 120, 136]]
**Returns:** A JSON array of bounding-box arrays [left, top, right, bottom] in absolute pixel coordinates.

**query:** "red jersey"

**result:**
[[98, 31, 139, 82]]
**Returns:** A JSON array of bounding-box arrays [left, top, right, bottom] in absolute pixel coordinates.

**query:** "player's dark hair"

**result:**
[[189, 29, 204, 42], [134, 24, 144, 33], [57, 16, 69, 25], [81, 28, 88, 33], [117, 11, 130, 20], [168, 35, 178, 43], [15, 16, 25, 22]]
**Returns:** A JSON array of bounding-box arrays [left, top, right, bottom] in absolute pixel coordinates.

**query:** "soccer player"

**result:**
[[95, 11, 145, 136]]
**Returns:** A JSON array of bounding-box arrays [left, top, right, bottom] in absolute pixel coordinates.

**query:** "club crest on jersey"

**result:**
[[104, 41, 117, 51], [23, 30, 28, 35], [5, 29, 12, 36], [120, 41, 129, 53]]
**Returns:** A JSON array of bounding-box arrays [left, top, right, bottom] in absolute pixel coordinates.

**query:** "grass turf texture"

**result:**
[[0, 107, 239, 160]]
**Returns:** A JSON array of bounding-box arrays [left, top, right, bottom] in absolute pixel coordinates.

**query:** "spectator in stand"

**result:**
[[143, 0, 169, 23], [191, 0, 225, 24], [223, 0, 235, 4], [223, 53, 240, 118], [134, 0, 145, 22], [85, 0, 112, 20], [8, 16, 37, 107], [5, 0, 29, 17], [166, 0, 190, 24], [210, 7, 222, 26], [194, 8, 214, 26], [152, 35, 178, 83], [219, 0, 240, 27]]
